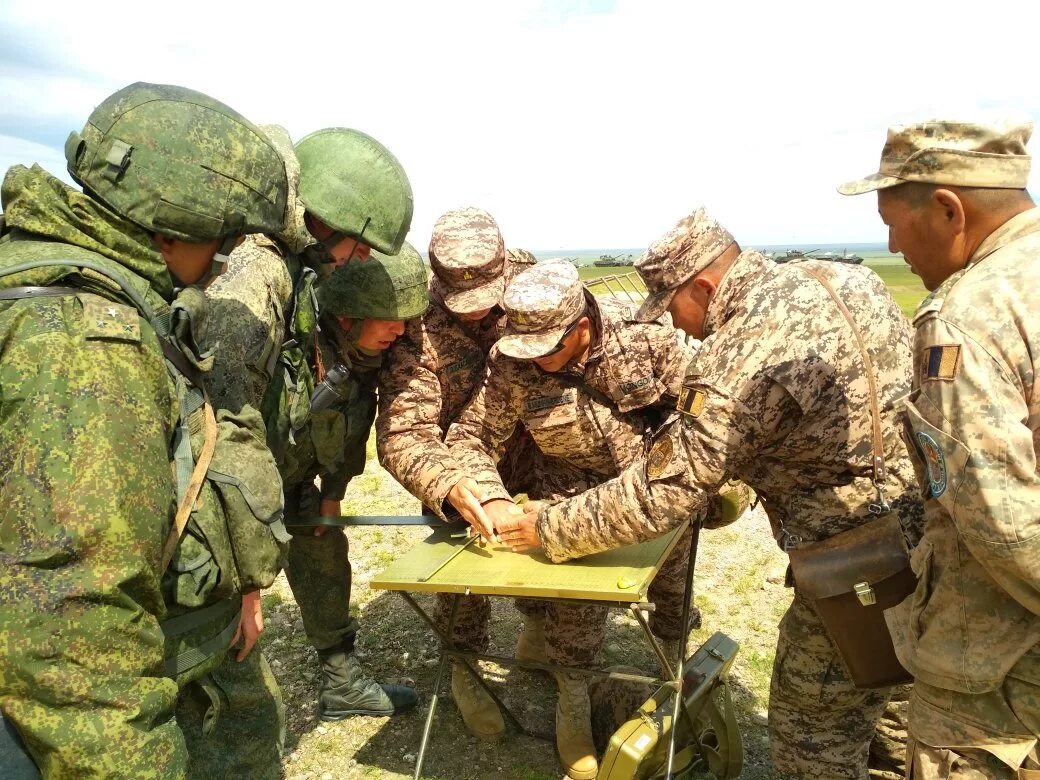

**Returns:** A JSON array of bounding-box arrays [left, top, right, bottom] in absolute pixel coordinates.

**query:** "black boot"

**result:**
[[317, 644, 418, 720]]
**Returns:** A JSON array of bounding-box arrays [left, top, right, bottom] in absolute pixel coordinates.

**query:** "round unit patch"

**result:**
[[916, 431, 947, 497], [646, 435, 674, 479]]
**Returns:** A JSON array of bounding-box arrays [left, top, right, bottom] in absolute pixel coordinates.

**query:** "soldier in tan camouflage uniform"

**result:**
[[377, 208, 553, 742], [499, 209, 924, 779], [443, 259, 703, 779], [841, 119, 1040, 779]]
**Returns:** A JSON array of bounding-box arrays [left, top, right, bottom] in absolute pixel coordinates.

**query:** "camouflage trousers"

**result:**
[[175, 648, 284, 780], [769, 593, 893, 779], [905, 654, 1040, 780], [284, 482, 359, 652]]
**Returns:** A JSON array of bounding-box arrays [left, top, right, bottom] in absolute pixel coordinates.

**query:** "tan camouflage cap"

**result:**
[[497, 259, 586, 359], [429, 207, 505, 314], [634, 208, 735, 322], [838, 118, 1033, 196], [505, 247, 537, 285]]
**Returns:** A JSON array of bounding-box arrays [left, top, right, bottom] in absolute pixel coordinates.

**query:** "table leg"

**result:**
[[411, 593, 460, 780]]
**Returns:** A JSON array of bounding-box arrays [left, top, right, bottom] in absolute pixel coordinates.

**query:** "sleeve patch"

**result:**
[[678, 385, 705, 418], [646, 434, 674, 478], [923, 345, 960, 382], [82, 297, 141, 343]]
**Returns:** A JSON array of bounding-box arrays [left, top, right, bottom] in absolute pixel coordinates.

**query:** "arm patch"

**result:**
[[678, 385, 705, 418]]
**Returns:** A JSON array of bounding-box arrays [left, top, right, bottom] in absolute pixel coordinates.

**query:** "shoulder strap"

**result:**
[[795, 264, 890, 513], [553, 371, 622, 415]]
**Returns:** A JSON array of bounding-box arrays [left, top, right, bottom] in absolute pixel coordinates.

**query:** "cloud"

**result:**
[[2, 0, 1038, 249]]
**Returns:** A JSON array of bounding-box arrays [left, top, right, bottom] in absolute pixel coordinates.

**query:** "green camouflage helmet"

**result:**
[[295, 128, 413, 255], [64, 82, 288, 243], [317, 241, 429, 320]]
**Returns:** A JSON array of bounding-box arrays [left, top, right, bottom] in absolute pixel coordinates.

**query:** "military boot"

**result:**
[[317, 644, 417, 720], [554, 672, 598, 780], [450, 662, 505, 741], [515, 613, 548, 667]]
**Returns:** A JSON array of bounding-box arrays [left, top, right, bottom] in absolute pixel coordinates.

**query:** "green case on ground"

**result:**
[[598, 632, 743, 780]]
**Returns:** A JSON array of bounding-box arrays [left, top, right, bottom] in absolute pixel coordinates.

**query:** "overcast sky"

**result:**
[[2, 0, 1038, 251]]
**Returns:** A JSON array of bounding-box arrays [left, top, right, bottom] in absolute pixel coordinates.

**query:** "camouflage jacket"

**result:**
[[536, 250, 922, 563], [0, 165, 284, 773], [896, 207, 1040, 697], [376, 295, 505, 519], [444, 295, 694, 503], [280, 325, 380, 502]]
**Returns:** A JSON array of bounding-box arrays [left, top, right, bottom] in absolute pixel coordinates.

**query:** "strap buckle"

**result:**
[[854, 581, 876, 606]]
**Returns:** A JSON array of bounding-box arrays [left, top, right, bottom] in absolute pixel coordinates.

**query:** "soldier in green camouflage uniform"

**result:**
[[204, 128, 420, 720], [0, 83, 287, 779], [841, 119, 1040, 779]]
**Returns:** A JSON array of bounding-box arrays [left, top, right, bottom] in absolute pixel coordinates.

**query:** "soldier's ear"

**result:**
[[932, 189, 966, 236]]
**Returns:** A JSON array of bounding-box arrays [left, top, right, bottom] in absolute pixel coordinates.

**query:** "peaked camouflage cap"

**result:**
[[506, 247, 538, 284], [497, 259, 586, 359], [634, 207, 735, 322], [429, 207, 505, 314], [317, 241, 430, 320], [65, 82, 288, 242], [295, 128, 413, 255], [838, 118, 1033, 196]]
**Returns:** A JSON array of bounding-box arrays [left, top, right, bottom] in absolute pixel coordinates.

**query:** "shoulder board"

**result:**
[[911, 267, 970, 326], [80, 293, 140, 343]]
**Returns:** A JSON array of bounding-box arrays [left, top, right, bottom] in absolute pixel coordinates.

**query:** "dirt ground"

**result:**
[[265, 438, 791, 780]]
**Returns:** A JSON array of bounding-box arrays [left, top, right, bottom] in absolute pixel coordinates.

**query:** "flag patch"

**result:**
[[924, 345, 960, 381], [678, 386, 705, 418]]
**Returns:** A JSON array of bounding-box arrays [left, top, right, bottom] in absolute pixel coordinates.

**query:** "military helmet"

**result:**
[[295, 128, 413, 255], [64, 82, 288, 243], [317, 241, 429, 321]]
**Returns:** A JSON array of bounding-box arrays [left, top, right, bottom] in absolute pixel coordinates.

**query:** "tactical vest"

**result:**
[[260, 256, 319, 466], [0, 252, 284, 686]]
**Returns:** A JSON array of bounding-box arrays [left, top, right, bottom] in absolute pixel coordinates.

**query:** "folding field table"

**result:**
[[370, 520, 700, 780]]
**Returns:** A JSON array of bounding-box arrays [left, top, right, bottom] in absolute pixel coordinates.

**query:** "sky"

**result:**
[[1, 0, 1039, 252]]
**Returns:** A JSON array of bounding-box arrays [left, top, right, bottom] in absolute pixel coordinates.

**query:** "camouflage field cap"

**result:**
[[65, 82, 287, 242], [497, 259, 586, 359], [429, 207, 505, 314], [295, 128, 413, 254], [634, 207, 735, 322], [317, 241, 430, 321], [838, 118, 1033, 196], [506, 247, 538, 285]]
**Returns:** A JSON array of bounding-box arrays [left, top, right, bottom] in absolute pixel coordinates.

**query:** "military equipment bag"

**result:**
[[595, 632, 743, 780], [789, 514, 914, 688]]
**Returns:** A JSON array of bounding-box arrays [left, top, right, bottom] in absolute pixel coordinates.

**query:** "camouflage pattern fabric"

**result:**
[[175, 650, 284, 780], [870, 685, 911, 780], [535, 250, 924, 777], [0, 167, 185, 777], [444, 295, 701, 654], [897, 207, 1040, 771], [376, 295, 547, 652], [428, 208, 505, 314], [283, 480, 359, 651], [838, 118, 1033, 196], [770, 594, 891, 778], [505, 247, 537, 285]]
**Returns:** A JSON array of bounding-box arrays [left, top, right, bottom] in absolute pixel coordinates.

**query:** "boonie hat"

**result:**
[[429, 207, 505, 314], [497, 259, 586, 359], [634, 208, 735, 322], [838, 118, 1033, 196]]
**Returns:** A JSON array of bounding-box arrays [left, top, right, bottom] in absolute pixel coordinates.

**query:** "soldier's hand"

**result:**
[[482, 499, 521, 541], [447, 478, 495, 544], [498, 503, 543, 552], [315, 498, 341, 537], [232, 589, 265, 661]]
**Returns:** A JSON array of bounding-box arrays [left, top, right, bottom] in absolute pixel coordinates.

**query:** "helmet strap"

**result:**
[[210, 234, 238, 277]]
